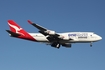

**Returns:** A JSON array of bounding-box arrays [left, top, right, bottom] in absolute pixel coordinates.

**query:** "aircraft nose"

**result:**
[[98, 36, 102, 40]]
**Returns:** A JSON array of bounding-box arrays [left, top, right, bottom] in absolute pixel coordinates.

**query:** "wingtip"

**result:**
[[27, 20, 32, 24]]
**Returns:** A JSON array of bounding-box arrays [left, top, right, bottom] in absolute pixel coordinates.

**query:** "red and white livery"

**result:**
[[6, 20, 102, 48]]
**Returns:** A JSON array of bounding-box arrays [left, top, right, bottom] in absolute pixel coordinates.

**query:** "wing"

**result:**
[[27, 20, 72, 42], [28, 20, 47, 31], [27, 20, 73, 48]]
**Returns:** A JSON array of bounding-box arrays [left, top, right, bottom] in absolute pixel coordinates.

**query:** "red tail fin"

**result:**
[[7, 20, 36, 41], [8, 20, 21, 32], [8, 20, 27, 36]]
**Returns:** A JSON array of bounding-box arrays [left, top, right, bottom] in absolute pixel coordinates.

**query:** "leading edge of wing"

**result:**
[[27, 20, 47, 31]]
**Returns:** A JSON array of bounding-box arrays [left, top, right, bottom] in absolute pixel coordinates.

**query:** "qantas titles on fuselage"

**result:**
[[6, 20, 102, 49]]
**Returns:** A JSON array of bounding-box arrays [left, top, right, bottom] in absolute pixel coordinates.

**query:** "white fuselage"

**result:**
[[29, 32, 102, 44], [7, 20, 102, 48]]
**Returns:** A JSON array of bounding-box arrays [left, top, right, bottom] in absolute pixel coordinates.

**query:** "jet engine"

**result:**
[[59, 35, 71, 40], [44, 30, 56, 35], [58, 35, 64, 39]]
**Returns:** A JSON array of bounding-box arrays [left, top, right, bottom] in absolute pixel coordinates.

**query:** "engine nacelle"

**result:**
[[59, 35, 70, 40], [44, 30, 56, 35], [62, 43, 71, 48], [58, 35, 64, 39]]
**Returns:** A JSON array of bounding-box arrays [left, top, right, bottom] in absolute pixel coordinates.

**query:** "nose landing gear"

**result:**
[[90, 42, 92, 47]]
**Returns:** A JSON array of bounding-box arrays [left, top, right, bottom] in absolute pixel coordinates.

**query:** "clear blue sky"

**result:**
[[0, 0, 105, 70]]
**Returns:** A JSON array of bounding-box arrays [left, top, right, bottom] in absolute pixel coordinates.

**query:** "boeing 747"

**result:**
[[6, 20, 102, 48]]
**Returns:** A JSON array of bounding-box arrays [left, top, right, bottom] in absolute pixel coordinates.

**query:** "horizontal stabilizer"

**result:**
[[6, 30, 21, 37]]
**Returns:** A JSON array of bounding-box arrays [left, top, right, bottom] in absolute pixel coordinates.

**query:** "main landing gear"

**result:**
[[51, 42, 60, 49]]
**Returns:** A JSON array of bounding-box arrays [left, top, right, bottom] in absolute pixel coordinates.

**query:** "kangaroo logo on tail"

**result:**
[[8, 22, 25, 36], [7, 20, 36, 41]]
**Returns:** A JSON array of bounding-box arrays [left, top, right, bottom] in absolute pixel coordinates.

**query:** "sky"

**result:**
[[0, 0, 105, 70]]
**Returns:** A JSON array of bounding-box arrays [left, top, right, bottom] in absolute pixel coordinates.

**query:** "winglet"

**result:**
[[27, 20, 33, 24]]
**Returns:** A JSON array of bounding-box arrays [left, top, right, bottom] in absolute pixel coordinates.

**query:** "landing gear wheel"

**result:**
[[51, 42, 60, 49], [90, 44, 92, 47], [56, 44, 60, 49]]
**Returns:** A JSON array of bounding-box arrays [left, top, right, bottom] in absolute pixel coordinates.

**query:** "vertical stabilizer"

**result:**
[[7, 20, 36, 41]]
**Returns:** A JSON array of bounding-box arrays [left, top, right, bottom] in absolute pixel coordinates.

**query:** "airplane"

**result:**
[[6, 20, 102, 49]]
